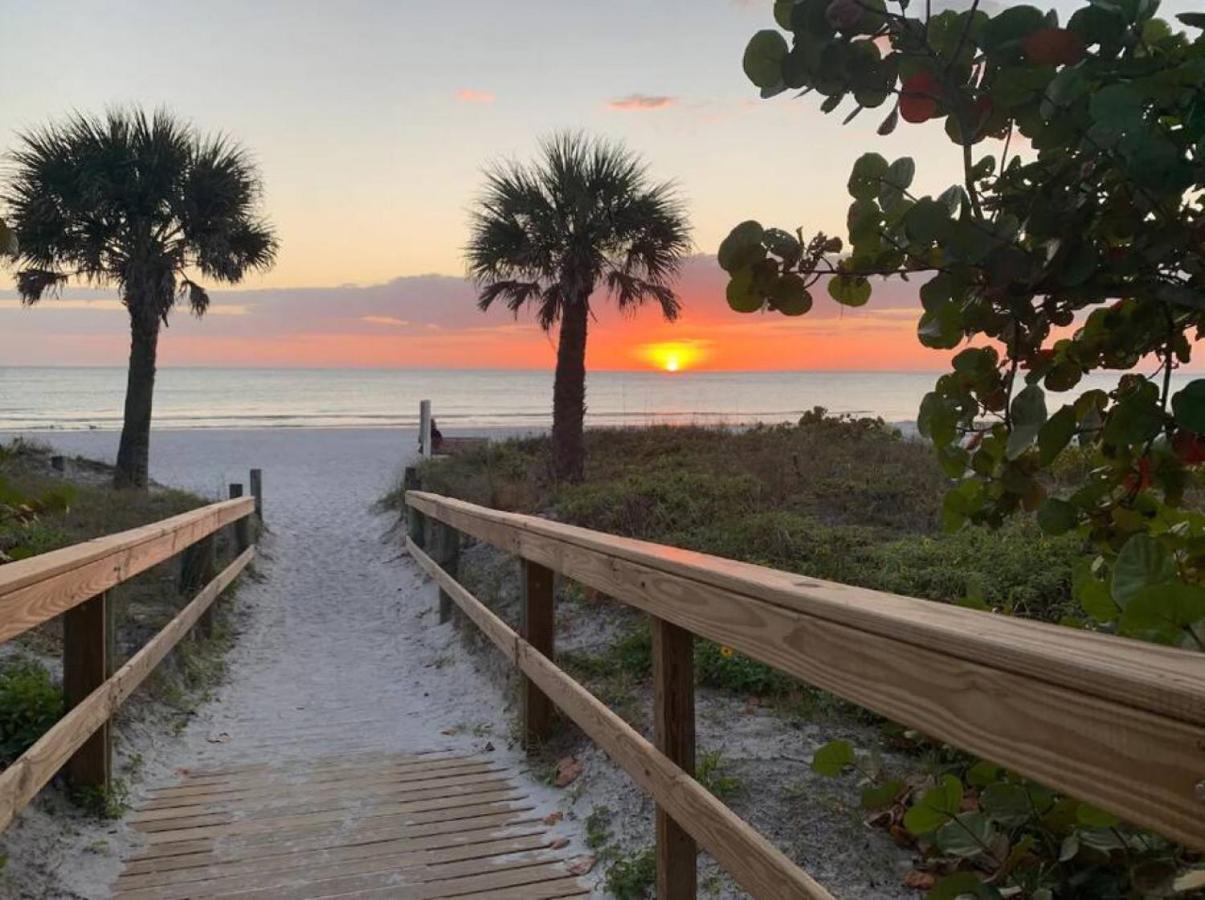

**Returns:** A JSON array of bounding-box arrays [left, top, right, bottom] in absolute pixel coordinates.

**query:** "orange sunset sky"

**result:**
[[2, 0, 1199, 373]]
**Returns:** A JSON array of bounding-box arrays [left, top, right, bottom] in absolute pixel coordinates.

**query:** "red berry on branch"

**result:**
[[900, 71, 941, 123], [1023, 28, 1086, 66]]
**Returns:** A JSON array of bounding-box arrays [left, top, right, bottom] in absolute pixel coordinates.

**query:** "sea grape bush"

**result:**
[[810, 738, 1203, 897], [727, 0, 1205, 650]]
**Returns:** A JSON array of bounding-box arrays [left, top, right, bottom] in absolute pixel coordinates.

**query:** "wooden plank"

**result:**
[[130, 777, 514, 829], [451, 880, 589, 900], [407, 537, 831, 900], [406, 490, 1204, 721], [652, 616, 696, 900], [164, 749, 458, 781], [116, 845, 561, 899], [142, 790, 527, 844], [62, 591, 111, 791], [118, 822, 546, 877], [140, 763, 502, 809], [0, 495, 254, 643], [521, 558, 555, 747], [250, 468, 264, 521], [180, 532, 218, 638], [115, 834, 553, 891], [124, 811, 541, 865], [407, 490, 1205, 850], [0, 546, 255, 833], [229, 484, 251, 552]]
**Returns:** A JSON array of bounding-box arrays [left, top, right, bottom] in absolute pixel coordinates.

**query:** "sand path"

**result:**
[[0, 428, 583, 898]]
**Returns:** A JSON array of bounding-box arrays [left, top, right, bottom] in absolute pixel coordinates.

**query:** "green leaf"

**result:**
[[847, 152, 889, 200], [0, 218, 16, 257], [1171, 380, 1205, 434], [1038, 405, 1076, 465], [1103, 390, 1164, 447], [919, 392, 958, 446], [929, 871, 1000, 900], [904, 198, 951, 244], [966, 761, 1000, 788], [980, 5, 1046, 52], [810, 739, 855, 776], [743, 30, 789, 89], [769, 274, 812, 316], [726, 269, 764, 313], [1179, 12, 1205, 28], [1120, 582, 1205, 638], [860, 779, 903, 809], [827, 275, 871, 307], [886, 156, 915, 192], [1076, 803, 1120, 828], [980, 783, 1032, 828], [1075, 566, 1118, 622], [1037, 498, 1077, 536], [918, 303, 964, 350], [936, 811, 995, 858], [1006, 385, 1047, 459], [1111, 534, 1176, 609], [903, 774, 962, 834], [717, 221, 766, 272]]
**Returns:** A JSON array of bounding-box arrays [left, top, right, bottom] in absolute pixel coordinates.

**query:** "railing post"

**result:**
[[428, 520, 460, 625], [62, 591, 111, 792], [520, 559, 555, 748], [181, 533, 218, 638], [228, 484, 250, 552], [404, 467, 424, 548], [419, 399, 432, 459], [249, 468, 263, 523], [652, 616, 697, 899]]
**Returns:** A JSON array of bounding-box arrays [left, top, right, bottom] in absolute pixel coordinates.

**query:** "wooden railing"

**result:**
[[0, 473, 264, 832], [404, 489, 1205, 899]]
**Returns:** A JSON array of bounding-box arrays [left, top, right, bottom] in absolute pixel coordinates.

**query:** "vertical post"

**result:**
[[419, 399, 432, 459], [652, 617, 697, 899], [520, 559, 555, 748], [427, 520, 460, 624], [404, 467, 424, 548], [229, 484, 250, 552], [249, 468, 263, 522], [62, 592, 111, 792], [181, 534, 218, 637]]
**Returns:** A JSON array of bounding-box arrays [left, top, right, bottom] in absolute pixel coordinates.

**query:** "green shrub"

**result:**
[[605, 846, 657, 899], [696, 639, 794, 697], [0, 660, 64, 766]]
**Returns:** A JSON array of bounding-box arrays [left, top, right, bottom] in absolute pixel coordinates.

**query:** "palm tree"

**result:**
[[467, 133, 691, 481], [4, 109, 277, 488]]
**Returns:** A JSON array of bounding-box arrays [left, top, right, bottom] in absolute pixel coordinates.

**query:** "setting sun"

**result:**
[[639, 340, 707, 373]]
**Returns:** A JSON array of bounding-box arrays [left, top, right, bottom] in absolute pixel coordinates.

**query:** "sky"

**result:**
[[0, 0, 1197, 371]]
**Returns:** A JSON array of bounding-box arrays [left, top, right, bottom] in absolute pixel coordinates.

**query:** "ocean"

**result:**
[[0, 367, 1193, 432]]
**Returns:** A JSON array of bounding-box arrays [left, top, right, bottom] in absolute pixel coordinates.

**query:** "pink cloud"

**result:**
[[456, 88, 495, 104], [607, 94, 678, 111]]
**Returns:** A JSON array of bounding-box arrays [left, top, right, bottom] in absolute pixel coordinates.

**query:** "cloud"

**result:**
[[455, 88, 495, 104], [607, 94, 678, 112], [360, 315, 410, 327]]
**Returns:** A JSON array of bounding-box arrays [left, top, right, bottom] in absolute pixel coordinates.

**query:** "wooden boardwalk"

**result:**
[[112, 750, 588, 899]]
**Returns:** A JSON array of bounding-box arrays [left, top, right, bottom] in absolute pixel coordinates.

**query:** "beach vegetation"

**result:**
[[725, 0, 1205, 656], [2, 108, 277, 488], [0, 659, 63, 767], [466, 133, 691, 482]]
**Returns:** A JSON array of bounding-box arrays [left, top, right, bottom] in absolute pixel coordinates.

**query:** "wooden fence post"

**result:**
[[420, 400, 432, 459], [520, 559, 556, 748], [181, 534, 218, 638], [228, 484, 250, 552], [404, 467, 424, 548], [249, 468, 263, 522], [653, 616, 697, 899], [427, 521, 460, 625], [62, 591, 111, 792]]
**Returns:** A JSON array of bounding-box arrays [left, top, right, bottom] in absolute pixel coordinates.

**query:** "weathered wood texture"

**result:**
[[406, 490, 1205, 852], [112, 751, 586, 899], [520, 558, 556, 747], [62, 591, 111, 790], [653, 616, 697, 900], [0, 496, 254, 644], [0, 546, 255, 833], [228, 484, 251, 552], [407, 537, 832, 900], [249, 468, 264, 521]]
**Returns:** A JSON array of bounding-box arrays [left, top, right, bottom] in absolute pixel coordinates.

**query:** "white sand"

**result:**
[[0, 427, 591, 898]]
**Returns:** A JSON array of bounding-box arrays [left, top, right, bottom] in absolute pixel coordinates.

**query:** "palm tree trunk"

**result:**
[[552, 295, 589, 482], [114, 308, 160, 489]]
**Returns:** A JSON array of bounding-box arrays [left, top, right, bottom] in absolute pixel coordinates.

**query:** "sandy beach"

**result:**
[[0, 427, 589, 898]]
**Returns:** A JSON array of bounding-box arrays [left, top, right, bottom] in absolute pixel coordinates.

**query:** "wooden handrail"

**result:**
[[0, 486, 261, 833], [0, 495, 254, 644], [404, 488, 1205, 887]]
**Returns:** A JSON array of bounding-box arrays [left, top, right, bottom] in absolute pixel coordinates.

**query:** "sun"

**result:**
[[640, 341, 701, 373]]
